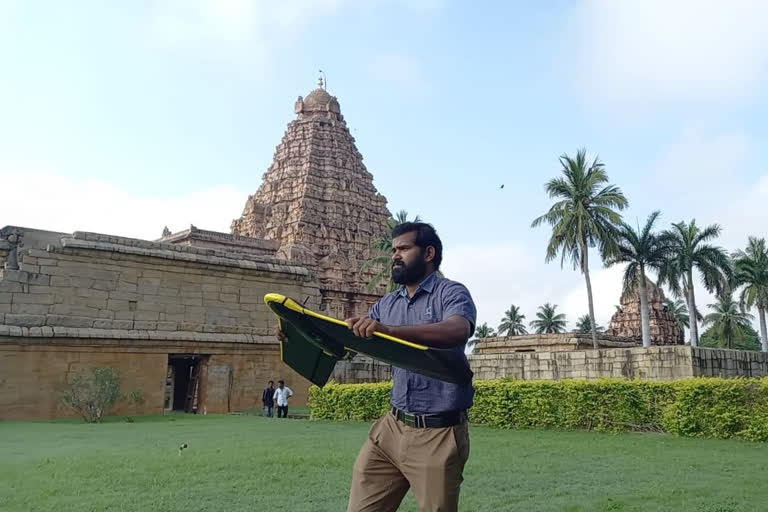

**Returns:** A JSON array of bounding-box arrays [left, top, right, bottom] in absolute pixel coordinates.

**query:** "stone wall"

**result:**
[[0, 239, 8, 270], [331, 354, 392, 383], [320, 288, 383, 324], [159, 226, 279, 256], [0, 343, 167, 420], [474, 333, 640, 353], [0, 227, 320, 420], [469, 346, 768, 381], [0, 340, 309, 420], [0, 228, 317, 338], [691, 347, 768, 377]]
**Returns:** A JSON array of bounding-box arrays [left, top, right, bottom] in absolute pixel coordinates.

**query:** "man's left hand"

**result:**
[[345, 317, 390, 338]]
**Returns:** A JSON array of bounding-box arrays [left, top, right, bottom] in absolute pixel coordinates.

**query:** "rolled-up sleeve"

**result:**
[[441, 282, 477, 337]]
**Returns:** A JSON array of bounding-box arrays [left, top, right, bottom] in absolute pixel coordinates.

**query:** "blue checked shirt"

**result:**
[[368, 272, 477, 414]]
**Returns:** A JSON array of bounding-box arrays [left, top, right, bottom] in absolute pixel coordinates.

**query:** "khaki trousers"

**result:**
[[347, 411, 470, 512]]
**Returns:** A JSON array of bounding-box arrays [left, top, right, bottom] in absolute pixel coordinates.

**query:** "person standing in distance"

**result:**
[[262, 380, 275, 417], [344, 222, 477, 512], [273, 379, 293, 418]]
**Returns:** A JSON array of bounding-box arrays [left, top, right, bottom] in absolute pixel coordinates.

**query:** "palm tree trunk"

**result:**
[[638, 266, 652, 348], [682, 283, 692, 343], [759, 304, 768, 353], [582, 244, 599, 350], [688, 269, 699, 347]]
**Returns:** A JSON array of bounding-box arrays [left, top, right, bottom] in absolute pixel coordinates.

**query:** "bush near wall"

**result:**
[[308, 382, 393, 422], [308, 378, 768, 442]]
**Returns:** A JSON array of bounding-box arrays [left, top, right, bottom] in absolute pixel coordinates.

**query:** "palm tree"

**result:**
[[575, 314, 603, 334], [659, 220, 733, 347], [664, 298, 691, 330], [530, 303, 567, 334], [700, 323, 762, 351], [467, 322, 495, 353], [604, 211, 671, 347], [362, 210, 421, 292], [702, 292, 754, 349], [732, 237, 768, 352], [475, 322, 495, 338], [497, 305, 527, 336], [531, 148, 628, 348]]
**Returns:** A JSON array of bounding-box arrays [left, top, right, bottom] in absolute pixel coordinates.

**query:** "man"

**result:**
[[261, 380, 275, 417], [273, 379, 293, 418], [344, 222, 477, 512]]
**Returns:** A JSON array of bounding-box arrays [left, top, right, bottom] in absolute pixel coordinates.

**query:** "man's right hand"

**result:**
[[346, 317, 389, 339]]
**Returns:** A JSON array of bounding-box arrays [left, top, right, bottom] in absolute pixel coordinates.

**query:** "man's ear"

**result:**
[[424, 246, 436, 263]]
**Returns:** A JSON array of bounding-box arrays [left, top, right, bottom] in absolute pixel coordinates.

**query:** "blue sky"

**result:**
[[2, 0, 768, 334]]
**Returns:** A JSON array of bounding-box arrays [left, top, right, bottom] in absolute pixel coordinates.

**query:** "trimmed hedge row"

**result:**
[[307, 378, 768, 442]]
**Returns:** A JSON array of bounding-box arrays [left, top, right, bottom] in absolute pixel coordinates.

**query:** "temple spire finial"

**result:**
[[318, 69, 325, 89]]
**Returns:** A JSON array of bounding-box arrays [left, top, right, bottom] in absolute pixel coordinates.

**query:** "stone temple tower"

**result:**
[[231, 77, 392, 318], [606, 280, 685, 345]]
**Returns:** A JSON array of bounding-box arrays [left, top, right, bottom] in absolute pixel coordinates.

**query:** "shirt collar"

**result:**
[[398, 271, 438, 298]]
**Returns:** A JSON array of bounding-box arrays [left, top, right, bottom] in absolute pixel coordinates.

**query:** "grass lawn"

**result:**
[[1, 414, 766, 512]]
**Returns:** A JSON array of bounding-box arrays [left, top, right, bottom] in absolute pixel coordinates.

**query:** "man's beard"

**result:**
[[391, 259, 427, 285]]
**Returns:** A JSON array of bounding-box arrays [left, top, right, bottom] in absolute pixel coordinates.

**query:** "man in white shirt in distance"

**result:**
[[273, 380, 293, 418]]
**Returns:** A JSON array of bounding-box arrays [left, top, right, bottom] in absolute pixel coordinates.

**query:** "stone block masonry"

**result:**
[[469, 346, 768, 381], [0, 341, 308, 420], [230, 84, 392, 305], [0, 227, 320, 420], [0, 229, 318, 340], [474, 333, 640, 353]]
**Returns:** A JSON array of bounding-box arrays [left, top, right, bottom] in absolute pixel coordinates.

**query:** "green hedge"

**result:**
[[308, 381, 393, 421], [308, 378, 768, 442]]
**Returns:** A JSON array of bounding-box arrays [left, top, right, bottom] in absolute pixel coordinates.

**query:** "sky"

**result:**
[[2, 0, 768, 335]]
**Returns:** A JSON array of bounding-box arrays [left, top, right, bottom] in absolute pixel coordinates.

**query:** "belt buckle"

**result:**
[[394, 408, 423, 428]]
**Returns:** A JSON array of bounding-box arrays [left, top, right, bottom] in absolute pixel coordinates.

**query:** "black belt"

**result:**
[[391, 407, 467, 428]]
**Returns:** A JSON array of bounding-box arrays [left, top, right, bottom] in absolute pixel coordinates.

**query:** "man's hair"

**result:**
[[392, 222, 443, 270], [278, 380, 284, 385], [268, 380, 274, 385]]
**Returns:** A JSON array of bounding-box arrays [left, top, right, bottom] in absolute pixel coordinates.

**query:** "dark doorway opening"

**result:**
[[166, 355, 206, 413]]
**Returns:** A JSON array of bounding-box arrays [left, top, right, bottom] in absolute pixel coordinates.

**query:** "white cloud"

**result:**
[[146, 0, 268, 68], [442, 242, 584, 333], [561, 264, 625, 329], [152, 0, 257, 44], [0, 170, 248, 241], [642, 130, 765, 251], [146, 0, 442, 63], [574, 0, 768, 104], [270, 0, 346, 31], [639, 131, 768, 334]]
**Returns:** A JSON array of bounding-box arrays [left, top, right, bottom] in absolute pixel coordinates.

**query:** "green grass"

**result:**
[[1, 414, 767, 511], [241, 405, 310, 417]]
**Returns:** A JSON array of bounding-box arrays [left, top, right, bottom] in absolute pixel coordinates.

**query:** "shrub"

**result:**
[[308, 378, 768, 442], [61, 367, 143, 423], [308, 381, 392, 421], [661, 378, 768, 442]]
